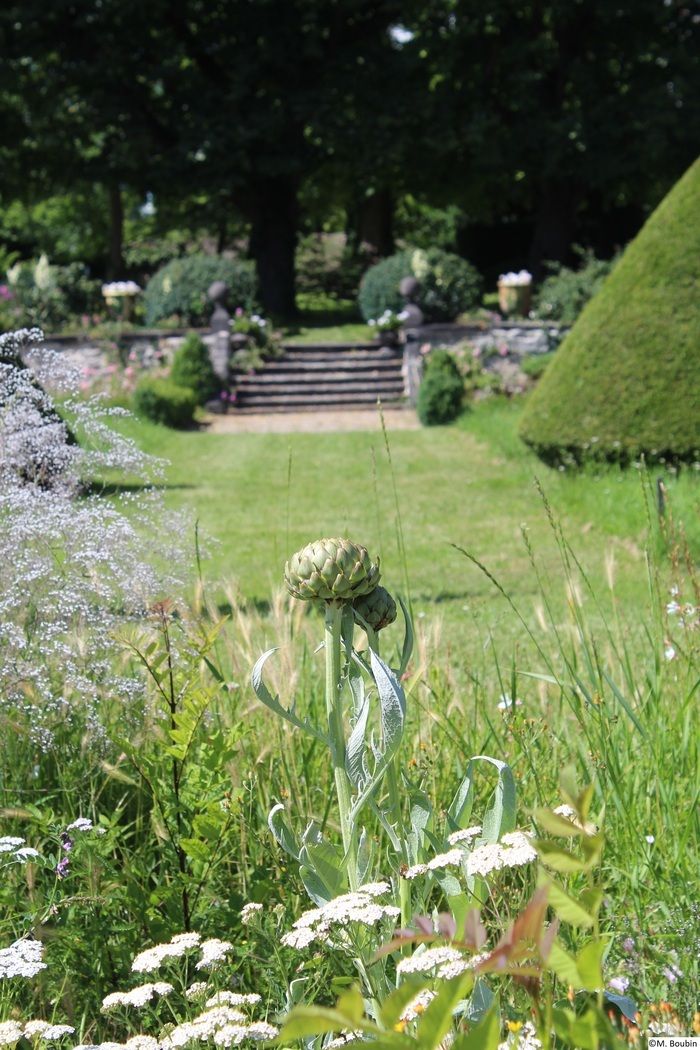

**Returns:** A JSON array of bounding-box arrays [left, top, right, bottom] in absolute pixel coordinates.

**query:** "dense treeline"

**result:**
[[0, 0, 698, 314]]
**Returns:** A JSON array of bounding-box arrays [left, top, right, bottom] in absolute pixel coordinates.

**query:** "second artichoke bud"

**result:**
[[352, 585, 397, 632], [284, 537, 380, 603]]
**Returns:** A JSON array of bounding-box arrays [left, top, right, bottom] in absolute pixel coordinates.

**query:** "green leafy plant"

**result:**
[[133, 376, 198, 428], [143, 254, 257, 327], [170, 333, 219, 405], [417, 350, 464, 425], [359, 249, 482, 323], [534, 249, 615, 326]]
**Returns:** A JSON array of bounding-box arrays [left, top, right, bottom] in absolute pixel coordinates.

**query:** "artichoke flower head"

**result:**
[[353, 585, 397, 632], [285, 537, 380, 603]]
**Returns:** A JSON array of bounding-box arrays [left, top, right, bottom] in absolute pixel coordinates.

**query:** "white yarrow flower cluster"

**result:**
[[0, 938, 46, 979], [162, 1007, 247, 1048], [447, 825, 482, 845], [213, 1022, 279, 1046], [195, 939, 234, 970], [282, 885, 399, 950], [131, 933, 202, 973], [19, 1023, 75, 1041], [0, 837, 40, 863], [399, 989, 436, 1020], [205, 993, 261, 1008], [102, 982, 174, 1010], [240, 903, 263, 925], [404, 831, 536, 880]]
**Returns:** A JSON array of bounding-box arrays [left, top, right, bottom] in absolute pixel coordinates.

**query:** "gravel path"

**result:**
[[204, 407, 420, 434]]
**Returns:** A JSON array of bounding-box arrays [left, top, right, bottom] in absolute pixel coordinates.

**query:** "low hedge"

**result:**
[[133, 377, 198, 428]]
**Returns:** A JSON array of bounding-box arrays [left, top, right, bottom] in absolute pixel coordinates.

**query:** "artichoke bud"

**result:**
[[285, 537, 380, 603], [352, 585, 397, 632]]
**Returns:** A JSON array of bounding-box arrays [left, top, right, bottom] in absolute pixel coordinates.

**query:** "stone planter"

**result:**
[[374, 330, 401, 347], [498, 283, 531, 318]]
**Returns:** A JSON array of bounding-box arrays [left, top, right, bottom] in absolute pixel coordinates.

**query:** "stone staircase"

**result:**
[[231, 342, 406, 413]]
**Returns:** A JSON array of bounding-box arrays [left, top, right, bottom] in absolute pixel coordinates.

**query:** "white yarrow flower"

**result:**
[[0, 938, 46, 978], [195, 939, 233, 970], [396, 946, 464, 975], [0, 1022, 24, 1046], [240, 903, 263, 925], [447, 826, 482, 845]]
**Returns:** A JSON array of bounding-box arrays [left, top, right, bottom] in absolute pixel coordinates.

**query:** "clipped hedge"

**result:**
[[143, 254, 257, 326], [358, 248, 481, 323], [133, 377, 197, 428], [520, 157, 700, 465], [170, 333, 218, 405], [417, 347, 464, 426]]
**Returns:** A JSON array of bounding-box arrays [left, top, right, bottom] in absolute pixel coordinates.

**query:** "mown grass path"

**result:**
[[112, 398, 699, 640]]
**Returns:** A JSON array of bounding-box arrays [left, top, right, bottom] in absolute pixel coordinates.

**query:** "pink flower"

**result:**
[[472, 347, 482, 358], [235, 307, 244, 317], [128, 350, 137, 362], [124, 366, 134, 378]]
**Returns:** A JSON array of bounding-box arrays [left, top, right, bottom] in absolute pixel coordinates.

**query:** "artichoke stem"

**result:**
[[325, 601, 358, 891]]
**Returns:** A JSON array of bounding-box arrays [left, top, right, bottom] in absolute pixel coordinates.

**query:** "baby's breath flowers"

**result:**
[[281, 884, 399, 950]]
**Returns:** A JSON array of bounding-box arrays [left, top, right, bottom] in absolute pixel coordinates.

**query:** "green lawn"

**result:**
[[110, 398, 700, 648]]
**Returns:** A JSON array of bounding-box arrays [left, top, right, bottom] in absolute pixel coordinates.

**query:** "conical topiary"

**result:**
[[519, 157, 700, 465]]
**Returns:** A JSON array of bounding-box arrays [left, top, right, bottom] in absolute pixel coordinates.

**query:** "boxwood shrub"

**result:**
[[358, 248, 481, 323], [143, 254, 257, 327], [417, 347, 465, 425], [520, 157, 700, 465], [170, 333, 218, 405], [133, 377, 197, 428]]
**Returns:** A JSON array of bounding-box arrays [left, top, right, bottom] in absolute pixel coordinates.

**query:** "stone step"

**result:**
[[283, 342, 378, 351], [232, 403, 407, 414], [236, 379, 404, 396], [279, 350, 401, 365], [259, 357, 402, 373], [234, 391, 404, 410]]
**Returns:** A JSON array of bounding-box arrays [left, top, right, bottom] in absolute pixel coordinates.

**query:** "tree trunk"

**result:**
[[528, 180, 576, 278], [249, 177, 298, 318], [357, 188, 394, 258], [107, 184, 124, 279]]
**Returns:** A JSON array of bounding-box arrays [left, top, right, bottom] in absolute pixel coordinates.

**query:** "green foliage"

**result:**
[[143, 254, 257, 327], [170, 332, 218, 404], [534, 250, 616, 325], [521, 351, 556, 380], [296, 233, 365, 300], [358, 249, 482, 323], [4, 255, 101, 330], [520, 157, 700, 464], [417, 348, 465, 425], [133, 376, 197, 428]]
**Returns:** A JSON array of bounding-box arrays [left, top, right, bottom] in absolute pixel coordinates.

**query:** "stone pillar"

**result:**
[[398, 277, 424, 405], [402, 330, 424, 405], [207, 280, 231, 383]]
